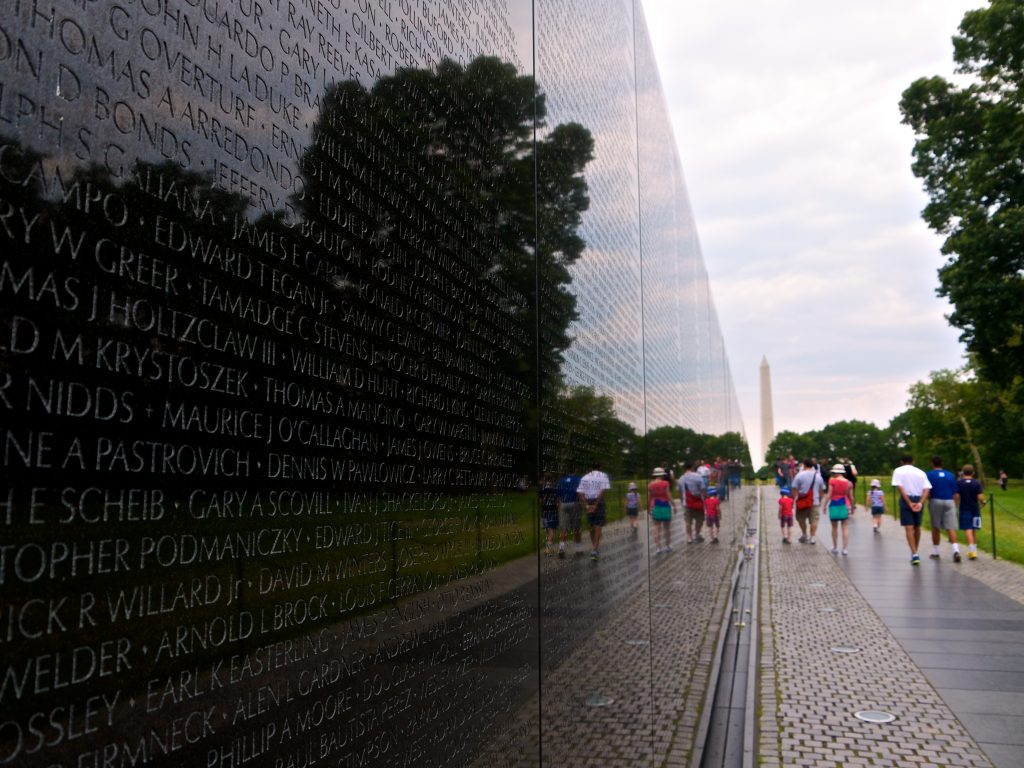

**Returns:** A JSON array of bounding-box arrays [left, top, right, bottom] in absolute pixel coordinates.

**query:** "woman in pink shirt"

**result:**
[[649, 467, 675, 554], [826, 463, 855, 555]]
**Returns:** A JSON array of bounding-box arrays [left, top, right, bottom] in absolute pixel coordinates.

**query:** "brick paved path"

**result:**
[[758, 491, 995, 767]]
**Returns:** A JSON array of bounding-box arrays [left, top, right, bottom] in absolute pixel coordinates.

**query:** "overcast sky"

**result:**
[[641, 0, 979, 464]]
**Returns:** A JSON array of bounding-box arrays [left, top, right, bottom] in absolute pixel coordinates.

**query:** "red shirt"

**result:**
[[778, 497, 794, 516], [705, 497, 721, 516]]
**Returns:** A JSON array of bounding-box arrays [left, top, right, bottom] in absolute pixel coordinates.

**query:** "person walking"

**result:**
[[625, 482, 641, 533], [792, 458, 825, 544], [778, 487, 795, 544], [649, 468, 674, 553], [679, 461, 706, 543], [956, 464, 985, 560], [927, 456, 962, 562], [577, 462, 611, 561], [704, 486, 722, 544], [826, 463, 855, 555], [892, 454, 932, 565], [867, 479, 887, 533], [557, 468, 582, 557]]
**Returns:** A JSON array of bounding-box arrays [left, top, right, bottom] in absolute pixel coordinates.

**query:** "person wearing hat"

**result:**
[[648, 467, 675, 553], [867, 478, 887, 533], [778, 486, 795, 544], [704, 486, 722, 544], [826, 463, 855, 555], [625, 482, 641, 533]]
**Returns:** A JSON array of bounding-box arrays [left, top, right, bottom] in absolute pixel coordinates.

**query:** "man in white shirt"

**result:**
[[892, 454, 932, 565], [791, 458, 825, 544], [577, 462, 611, 561]]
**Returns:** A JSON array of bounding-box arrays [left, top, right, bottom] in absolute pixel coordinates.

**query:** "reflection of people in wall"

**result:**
[[540, 474, 560, 556], [625, 482, 641, 533], [679, 461, 706, 544], [577, 463, 611, 561], [649, 468, 674, 554], [557, 469, 582, 558]]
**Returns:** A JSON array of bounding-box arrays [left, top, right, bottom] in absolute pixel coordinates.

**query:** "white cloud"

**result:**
[[642, 0, 979, 463]]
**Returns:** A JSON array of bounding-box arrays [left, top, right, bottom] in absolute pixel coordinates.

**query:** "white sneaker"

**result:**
[[841, 549, 848, 556], [808, 537, 816, 544], [831, 547, 839, 554]]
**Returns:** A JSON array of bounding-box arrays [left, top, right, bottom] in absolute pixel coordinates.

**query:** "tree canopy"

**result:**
[[900, 0, 1024, 385]]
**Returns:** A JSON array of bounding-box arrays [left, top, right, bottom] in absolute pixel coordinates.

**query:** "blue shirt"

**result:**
[[957, 478, 984, 514], [926, 469, 958, 501], [557, 474, 581, 503]]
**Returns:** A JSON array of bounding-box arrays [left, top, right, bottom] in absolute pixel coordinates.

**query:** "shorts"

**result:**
[[559, 501, 581, 531], [795, 507, 819, 526], [651, 500, 672, 522], [705, 512, 720, 527], [779, 512, 794, 527], [870, 506, 884, 517], [685, 509, 705, 526], [586, 500, 605, 528], [542, 510, 559, 530], [899, 495, 923, 527], [828, 502, 849, 522], [929, 498, 957, 530], [959, 511, 982, 531], [626, 507, 640, 518]]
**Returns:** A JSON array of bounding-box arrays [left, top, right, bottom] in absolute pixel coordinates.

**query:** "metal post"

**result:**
[[990, 496, 997, 560]]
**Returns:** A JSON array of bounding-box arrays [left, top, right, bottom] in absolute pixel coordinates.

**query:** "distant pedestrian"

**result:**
[[842, 458, 858, 509], [792, 458, 825, 544], [649, 467, 674, 553], [679, 461, 706, 543], [956, 464, 985, 561], [927, 457, 962, 562], [999, 469, 1008, 492], [540, 474, 560, 556], [826, 463, 855, 555], [704, 486, 721, 544], [577, 462, 611, 561], [625, 482, 641, 533], [557, 468, 582, 557], [778, 486, 795, 544], [892, 454, 932, 566], [867, 479, 887, 533]]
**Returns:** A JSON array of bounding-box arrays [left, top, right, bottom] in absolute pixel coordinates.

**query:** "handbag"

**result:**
[[796, 474, 814, 510]]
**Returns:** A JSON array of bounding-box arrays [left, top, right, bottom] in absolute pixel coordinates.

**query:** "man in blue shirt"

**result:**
[[557, 469, 582, 557], [927, 456, 962, 562]]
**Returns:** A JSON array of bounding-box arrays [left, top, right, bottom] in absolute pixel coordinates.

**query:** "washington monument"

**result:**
[[760, 356, 774, 463]]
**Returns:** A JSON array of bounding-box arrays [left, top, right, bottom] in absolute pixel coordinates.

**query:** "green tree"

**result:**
[[900, 0, 1024, 385]]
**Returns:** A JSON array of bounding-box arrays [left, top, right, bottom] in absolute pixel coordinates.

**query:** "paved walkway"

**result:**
[[759, 492, 1024, 767]]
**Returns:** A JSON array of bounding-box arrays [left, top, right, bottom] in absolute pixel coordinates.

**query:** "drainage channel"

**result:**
[[690, 488, 761, 768]]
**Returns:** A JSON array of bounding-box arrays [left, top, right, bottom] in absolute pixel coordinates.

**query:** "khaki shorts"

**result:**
[[685, 508, 705, 526], [795, 506, 820, 526]]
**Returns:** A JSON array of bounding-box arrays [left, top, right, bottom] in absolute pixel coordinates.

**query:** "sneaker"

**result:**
[[830, 547, 839, 554], [782, 538, 791, 545], [873, 527, 880, 534], [695, 535, 705, 543], [841, 549, 848, 556], [590, 550, 599, 561], [911, 554, 921, 566], [930, 553, 940, 560], [687, 538, 694, 544], [968, 551, 977, 560], [808, 537, 816, 545], [558, 549, 565, 559], [953, 551, 962, 563], [666, 545, 674, 553], [798, 535, 808, 544], [711, 538, 719, 544]]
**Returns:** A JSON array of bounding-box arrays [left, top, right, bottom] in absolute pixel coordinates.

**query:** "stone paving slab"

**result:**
[[757, 490, 993, 768]]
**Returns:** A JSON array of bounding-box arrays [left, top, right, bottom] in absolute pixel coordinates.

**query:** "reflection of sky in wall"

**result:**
[[11, 1, 529, 217], [537, 0, 645, 430]]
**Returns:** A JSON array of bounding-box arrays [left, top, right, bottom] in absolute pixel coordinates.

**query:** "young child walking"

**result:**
[[778, 486, 794, 544], [704, 486, 721, 544], [868, 479, 887, 533], [540, 474, 560, 555], [625, 482, 641, 533]]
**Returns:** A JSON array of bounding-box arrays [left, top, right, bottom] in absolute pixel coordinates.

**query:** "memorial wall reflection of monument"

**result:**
[[0, 1, 746, 766]]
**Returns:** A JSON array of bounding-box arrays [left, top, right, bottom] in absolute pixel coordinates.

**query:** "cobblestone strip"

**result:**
[[758, 488, 782, 767], [758, 494, 993, 768]]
